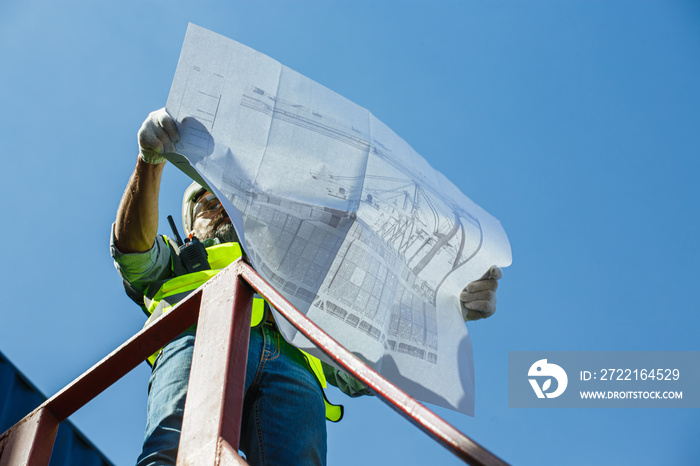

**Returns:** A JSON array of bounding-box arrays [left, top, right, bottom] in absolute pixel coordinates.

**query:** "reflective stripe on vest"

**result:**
[[143, 241, 266, 326], [143, 241, 265, 364], [143, 237, 343, 422], [301, 351, 343, 422]]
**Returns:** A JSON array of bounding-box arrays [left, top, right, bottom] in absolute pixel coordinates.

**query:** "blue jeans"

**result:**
[[136, 323, 327, 466]]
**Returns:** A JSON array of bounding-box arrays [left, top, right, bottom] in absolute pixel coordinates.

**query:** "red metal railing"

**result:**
[[0, 259, 508, 466]]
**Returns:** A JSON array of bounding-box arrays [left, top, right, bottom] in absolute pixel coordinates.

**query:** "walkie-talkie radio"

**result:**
[[167, 215, 210, 273]]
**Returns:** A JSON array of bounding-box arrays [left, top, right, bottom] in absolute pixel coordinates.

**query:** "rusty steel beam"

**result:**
[[44, 292, 203, 422], [217, 438, 249, 466], [177, 262, 252, 465], [1, 257, 506, 466], [238, 261, 508, 466], [0, 280, 204, 466], [0, 408, 59, 466]]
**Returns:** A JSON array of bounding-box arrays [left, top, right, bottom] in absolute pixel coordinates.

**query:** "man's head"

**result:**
[[182, 182, 238, 243]]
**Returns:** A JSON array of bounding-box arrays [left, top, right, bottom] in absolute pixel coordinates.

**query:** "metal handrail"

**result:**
[[0, 259, 507, 466]]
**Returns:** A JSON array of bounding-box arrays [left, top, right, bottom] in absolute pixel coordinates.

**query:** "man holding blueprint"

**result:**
[[110, 24, 507, 466]]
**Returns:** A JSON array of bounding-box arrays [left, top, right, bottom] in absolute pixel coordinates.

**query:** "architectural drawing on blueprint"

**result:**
[[201, 87, 487, 366], [165, 24, 512, 415]]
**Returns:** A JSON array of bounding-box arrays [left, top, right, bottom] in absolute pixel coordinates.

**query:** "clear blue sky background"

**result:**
[[1, 1, 699, 465]]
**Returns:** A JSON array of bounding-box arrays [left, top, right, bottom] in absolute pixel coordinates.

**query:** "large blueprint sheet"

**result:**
[[165, 24, 512, 415]]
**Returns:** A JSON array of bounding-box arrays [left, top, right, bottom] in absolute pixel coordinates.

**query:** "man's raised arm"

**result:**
[[114, 109, 179, 253]]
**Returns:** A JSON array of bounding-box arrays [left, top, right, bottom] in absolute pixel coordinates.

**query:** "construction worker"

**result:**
[[111, 108, 501, 466]]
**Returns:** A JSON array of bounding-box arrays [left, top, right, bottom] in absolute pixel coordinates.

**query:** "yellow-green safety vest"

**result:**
[[142, 236, 343, 422]]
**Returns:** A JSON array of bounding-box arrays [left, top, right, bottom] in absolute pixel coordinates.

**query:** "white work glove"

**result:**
[[137, 108, 180, 164], [460, 265, 502, 322]]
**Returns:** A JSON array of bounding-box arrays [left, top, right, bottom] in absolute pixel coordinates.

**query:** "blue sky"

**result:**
[[1, 1, 699, 465]]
